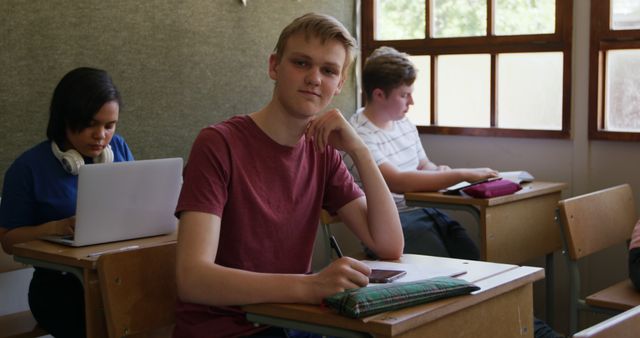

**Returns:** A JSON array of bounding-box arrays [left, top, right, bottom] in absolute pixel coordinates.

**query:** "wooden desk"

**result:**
[[12, 233, 177, 338], [405, 181, 566, 264], [244, 254, 544, 337], [405, 181, 566, 325]]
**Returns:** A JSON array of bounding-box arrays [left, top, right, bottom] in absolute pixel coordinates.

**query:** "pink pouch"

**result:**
[[462, 179, 521, 198]]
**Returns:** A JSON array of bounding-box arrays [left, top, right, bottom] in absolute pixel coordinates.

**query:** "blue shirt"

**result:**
[[0, 134, 134, 230]]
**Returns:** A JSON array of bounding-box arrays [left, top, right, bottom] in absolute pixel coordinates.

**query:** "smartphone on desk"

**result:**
[[369, 269, 407, 283]]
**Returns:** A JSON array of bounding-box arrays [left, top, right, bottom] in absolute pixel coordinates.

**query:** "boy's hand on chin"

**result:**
[[306, 109, 365, 153]]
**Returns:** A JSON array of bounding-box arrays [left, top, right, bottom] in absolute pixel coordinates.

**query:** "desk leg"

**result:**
[[83, 268, 108, 338]]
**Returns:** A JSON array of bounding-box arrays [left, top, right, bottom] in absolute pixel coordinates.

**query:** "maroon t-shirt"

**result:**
[[173, 115, 363, 338]]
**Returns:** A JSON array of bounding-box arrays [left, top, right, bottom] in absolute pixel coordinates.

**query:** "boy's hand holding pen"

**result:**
[[329, 235, 344, 258], [329, 235, 406, 284]]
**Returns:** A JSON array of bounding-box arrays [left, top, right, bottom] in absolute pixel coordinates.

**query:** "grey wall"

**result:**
[[0, 0, 356, 183]]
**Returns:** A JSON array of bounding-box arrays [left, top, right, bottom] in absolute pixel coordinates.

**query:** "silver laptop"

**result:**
[[41, 158, 183, 246]]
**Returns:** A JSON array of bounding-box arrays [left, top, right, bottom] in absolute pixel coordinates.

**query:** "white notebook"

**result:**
[[41, 158, 183, 247]]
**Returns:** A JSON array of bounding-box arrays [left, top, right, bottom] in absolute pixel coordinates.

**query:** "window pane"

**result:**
[[406, 55, 431, 126], [375, 0, 425, 40], [495, 0, 555, 35], [436, 54, 490, 127], [611, 0, 640, 30], [432, 0, 486, 38], [497, 52, 563, 130], [605, 50, 640, 132]]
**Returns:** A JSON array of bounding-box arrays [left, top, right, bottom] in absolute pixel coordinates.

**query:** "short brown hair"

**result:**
[[362, 46, 417, 102], [274, 12, 357, 73]]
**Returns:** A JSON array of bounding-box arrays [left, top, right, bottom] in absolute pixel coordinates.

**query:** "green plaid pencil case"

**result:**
[[323, 276, 480, 318]]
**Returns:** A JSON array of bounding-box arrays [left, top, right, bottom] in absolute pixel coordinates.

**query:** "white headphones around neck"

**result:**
[[51, 141, 114, 175]]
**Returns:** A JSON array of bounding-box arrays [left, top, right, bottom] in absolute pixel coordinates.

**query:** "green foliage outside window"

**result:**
[[375, 0, 555, 40]]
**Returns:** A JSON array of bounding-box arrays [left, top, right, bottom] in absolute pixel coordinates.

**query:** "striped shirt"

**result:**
[[344, 108, 427, 210]]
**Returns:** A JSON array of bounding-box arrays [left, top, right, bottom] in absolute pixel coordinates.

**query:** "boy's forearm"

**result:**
[[177, 260, 313, 306], [177, 212, 316, 306], [390, 170, 466, 193], [347, 147, 403, 258]]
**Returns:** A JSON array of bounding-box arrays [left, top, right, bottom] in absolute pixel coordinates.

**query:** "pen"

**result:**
[[86, 245, 140, 257], [329, 235, 343, 258]]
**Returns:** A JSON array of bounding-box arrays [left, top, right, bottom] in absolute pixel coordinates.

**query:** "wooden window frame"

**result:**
[[361, 0, 573, 139], [589, 0, 640, 141]]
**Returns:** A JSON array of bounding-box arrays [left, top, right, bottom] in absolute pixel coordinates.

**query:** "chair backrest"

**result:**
[[573, 304, 640, 338], [558, 184, 637, 261], [97, 242, 176, 338]]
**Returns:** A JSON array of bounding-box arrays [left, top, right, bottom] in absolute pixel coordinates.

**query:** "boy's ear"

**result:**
[[372, 88, 386, 102], [268, 53, 280, 80]]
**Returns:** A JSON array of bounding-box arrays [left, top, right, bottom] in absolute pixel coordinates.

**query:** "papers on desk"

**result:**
[[499, 171, 534, 184], [362, 260, 466, 284]]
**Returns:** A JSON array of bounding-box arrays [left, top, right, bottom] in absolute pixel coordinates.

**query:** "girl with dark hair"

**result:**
[[0, 67, 134, 337]]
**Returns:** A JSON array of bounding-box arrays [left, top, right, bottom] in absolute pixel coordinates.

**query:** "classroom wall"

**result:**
[[0, 0, 356, 177]]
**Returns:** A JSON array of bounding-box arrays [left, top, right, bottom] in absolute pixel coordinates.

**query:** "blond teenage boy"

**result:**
[[173, 14, 403, 338]]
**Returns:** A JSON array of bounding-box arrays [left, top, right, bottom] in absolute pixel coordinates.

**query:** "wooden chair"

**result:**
[[573, 305, 640, 338], [557, 184, 638, 335], [97, 242, 177, 338]]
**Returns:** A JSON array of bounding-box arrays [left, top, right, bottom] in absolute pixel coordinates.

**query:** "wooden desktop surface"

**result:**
[[12, 232, 177, 269], [587, 279, 640, 311], [405, 181, 567, 208], [244, 254, 545, 338], [12, 233, 177, 338]]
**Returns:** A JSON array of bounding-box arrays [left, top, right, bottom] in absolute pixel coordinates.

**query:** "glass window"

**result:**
[[604, 50, 640, 132], [437, 54, 490, 127], [363, 0, 571, 138], [497, 52, 563, 130], [432, 0, 486, 38], [589, 0, 640, 140], [611, 0, 640, 30], [375, 0, 425, 40], [406, 55, 431, 126], [495, 0, 555, 36]]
